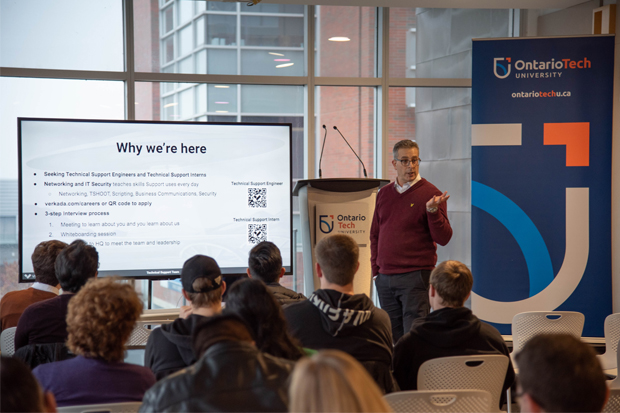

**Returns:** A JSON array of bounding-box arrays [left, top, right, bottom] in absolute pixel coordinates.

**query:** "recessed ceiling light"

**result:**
[[163, 103, 178, 108], [276, 63, 294, 68], [269, 52, 285, 56], [328, 36, 350, 42], [274, 59, 290, 62], [215, 101, 229, 104], [214, 85, 230, 89], [215, 110, 229, 113]]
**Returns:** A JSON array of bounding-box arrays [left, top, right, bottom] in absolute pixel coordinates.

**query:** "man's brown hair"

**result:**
[[31, 240, 68, 286], [186, 277, 223, 308], [429, 260, 473, 307], [393, 139, 419, 158], [315, 234, 359, 286], [515, 333, 608, 412]]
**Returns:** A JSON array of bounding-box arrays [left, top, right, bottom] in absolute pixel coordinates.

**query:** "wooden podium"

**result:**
[[293, 178, 389, 297]]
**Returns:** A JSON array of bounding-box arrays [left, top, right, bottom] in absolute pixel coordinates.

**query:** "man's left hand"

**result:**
[[426, 191, 450, 211]]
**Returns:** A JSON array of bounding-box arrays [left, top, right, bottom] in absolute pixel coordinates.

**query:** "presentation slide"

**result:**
[[19, 118, 292, 281]]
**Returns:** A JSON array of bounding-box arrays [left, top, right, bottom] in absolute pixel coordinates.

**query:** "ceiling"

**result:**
[[257, 0, 594, 10]]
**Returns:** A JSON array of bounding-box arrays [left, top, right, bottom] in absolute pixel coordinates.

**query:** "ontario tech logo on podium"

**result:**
[[315, 203, 370, 245], [319, 215, 334, 234]]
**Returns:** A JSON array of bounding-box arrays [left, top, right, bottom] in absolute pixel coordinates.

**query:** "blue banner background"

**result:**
[[471, 36, 614, 336]]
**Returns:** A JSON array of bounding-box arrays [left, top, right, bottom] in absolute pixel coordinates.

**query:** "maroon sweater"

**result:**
[[370, 179, 452, 276]]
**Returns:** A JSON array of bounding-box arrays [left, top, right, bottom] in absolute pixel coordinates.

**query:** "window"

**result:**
[[2, 1, 545, 302]]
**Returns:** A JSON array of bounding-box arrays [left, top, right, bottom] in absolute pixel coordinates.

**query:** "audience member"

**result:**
[[515, 333, 609, 413], [284, 234, 395, 393], [1, 240, 67, 330], [32, 277, 155, 407], [247, 241, 305, 306], [15, 239, 97, 350], [290, 350, 392, 413], [393, 260, 514, 406], [139, 313, 295, 412], [1, 356, 57, 413], [145, 254, 225, 379], [225, 278, 304, 360]]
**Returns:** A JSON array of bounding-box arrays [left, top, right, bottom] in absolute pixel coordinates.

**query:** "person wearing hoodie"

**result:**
[[284, 234, 395, 393], [144, 255, 225, 380], [247, 241, 306, 307], [392, 260, 514, 402]]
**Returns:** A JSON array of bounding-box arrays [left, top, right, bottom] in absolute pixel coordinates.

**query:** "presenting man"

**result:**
[[371, 139, 452, 343]]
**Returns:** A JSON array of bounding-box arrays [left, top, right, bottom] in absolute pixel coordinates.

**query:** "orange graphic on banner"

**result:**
[[543, 122, 590, 166]]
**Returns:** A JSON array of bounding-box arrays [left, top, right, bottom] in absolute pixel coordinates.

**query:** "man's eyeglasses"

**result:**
[[394, 158, 421, 166]]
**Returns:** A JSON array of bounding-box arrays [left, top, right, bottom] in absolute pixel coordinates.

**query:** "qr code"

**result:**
[[248, 224, 267, 244], [248, 187, 267, 208]]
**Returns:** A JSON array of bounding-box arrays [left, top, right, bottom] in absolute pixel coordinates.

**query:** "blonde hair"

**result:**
[[67, 277, 143, 362], [289, 350, 392, 413]]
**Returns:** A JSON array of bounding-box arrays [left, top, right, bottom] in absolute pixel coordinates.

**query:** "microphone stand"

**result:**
[[333, 126, 368, 178]]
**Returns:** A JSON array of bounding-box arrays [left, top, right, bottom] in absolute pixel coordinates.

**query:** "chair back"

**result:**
[[608, 342, 620, 389], [417, 354, 509, 411], [126, 321, 164, 347], [603, 388, 620, 413], [0, 327, 17, 356], [511, 311, 584, 353], [384, 389, 493, 413], [57, 402, 142, 413], [598, 313, 620, 370]]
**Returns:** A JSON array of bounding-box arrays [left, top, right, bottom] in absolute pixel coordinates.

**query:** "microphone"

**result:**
[[333, 126, 368, 178], [318, 125, 327, 178]]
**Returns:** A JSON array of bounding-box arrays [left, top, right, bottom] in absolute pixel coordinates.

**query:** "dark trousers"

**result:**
[[375, 270, 432, 344]]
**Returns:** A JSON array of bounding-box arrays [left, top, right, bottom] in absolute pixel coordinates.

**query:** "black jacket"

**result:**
[[265, 282, 306, 307], [393, 307, 515, 395], [284, 289, 396, 393], [144, 314, 208, 380], [139, 341, 295, 413], [14, 342, 76, 370]]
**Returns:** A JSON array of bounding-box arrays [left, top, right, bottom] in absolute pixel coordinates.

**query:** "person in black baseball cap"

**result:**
[[145, 255, 226, 380]]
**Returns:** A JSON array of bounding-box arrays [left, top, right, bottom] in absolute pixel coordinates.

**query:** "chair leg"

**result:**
[[506, 388, 512, 413]]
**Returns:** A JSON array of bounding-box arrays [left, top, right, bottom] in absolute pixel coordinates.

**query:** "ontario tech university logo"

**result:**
[[319, 215, 334, 234], [493, 57, 511, 79]]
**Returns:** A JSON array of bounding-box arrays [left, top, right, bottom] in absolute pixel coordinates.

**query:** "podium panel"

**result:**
[[294, 179, 388, 297]]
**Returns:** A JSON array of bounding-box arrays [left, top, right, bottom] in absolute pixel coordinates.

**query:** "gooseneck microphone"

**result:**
[[333, 126, 368, 178], [319, 125, 328, 178]]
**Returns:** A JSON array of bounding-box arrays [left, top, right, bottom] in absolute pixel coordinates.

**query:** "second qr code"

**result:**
[[248, 187, 267, 208], [248, 224, 267, 244]]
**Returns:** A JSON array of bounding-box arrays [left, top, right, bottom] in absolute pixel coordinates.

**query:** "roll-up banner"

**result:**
[[471, 36, 615, 336]]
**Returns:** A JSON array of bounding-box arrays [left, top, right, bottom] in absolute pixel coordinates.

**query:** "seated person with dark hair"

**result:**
[[15, 239, 98, 350], [225, 278, 304, 361], [139, 313, 295, 413], [1, 356, 57, 413], [145, 254, 225, 380], [32, 277, 156, 407], [393, 260, 514, 406], [1, 240, 67, 331], [284, 234, 395, 394], [516, 333, 609, 413], [247, 241, 305, 306]]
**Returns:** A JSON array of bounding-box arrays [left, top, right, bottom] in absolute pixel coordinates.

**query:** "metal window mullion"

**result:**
[[379, 7, 390, 180], [306, 5, 316, 180], [0, 67, 129, 81], [124, 0, 136, 120], [237, 5, 242, 75], [239, 12, 304, 18], [388, 78, 472, 88]]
